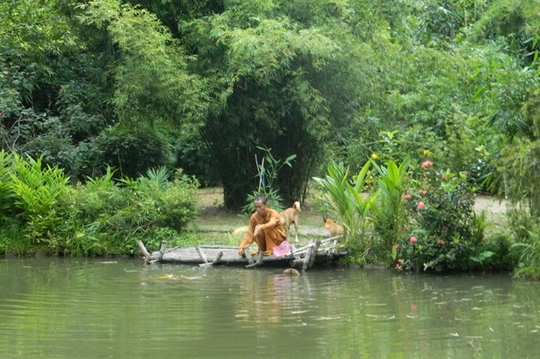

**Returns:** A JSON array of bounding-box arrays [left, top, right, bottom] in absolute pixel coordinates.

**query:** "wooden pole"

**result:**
[[244, 248, 254, 264], [157, 241, 168, 261], [307, 240, 321, 269], [199, 251, 223, 267], [137, 240, 150, 258], [196, 246, 209, 263], [245, 252, 264, 268], [212, 251, 223, 264], [302, 240, 321, 271]]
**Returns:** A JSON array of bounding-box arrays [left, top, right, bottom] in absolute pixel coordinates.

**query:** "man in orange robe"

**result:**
[[238, 196, 286, 256]]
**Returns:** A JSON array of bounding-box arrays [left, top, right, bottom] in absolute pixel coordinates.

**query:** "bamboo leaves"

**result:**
[[80, 0, 207, 126]]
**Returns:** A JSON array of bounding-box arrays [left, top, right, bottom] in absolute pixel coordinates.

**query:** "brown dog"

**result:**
[[323, 217, 344, 237], [280, 201, 302, 242]]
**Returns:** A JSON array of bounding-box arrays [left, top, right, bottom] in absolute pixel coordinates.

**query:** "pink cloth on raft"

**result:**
[[272, 241, 291, 257]]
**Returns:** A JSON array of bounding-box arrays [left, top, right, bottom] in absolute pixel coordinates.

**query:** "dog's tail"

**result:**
[[231, 225, 248, 236], [293, 201, 302, 212]]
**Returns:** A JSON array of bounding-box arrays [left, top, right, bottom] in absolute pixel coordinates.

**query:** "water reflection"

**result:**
[[1, 258, 540, 358]]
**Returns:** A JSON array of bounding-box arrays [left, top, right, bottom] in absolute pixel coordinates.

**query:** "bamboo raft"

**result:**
[[138, 236, 347, 271]]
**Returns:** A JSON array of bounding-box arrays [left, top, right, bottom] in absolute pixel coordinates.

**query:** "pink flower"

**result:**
[[402, 193, 411, 200], [409, 236, 417, 243], [397, 259, 403, 263], [418, 189, 427, 195], [441, 175, 448, 181], [417, 202, 425, 209], [395, 244, 400, 249], [421, 160, 433, 168], [2, 71, 8, 76], [439, 240, 445, 245], [60, 86, 66, 91]]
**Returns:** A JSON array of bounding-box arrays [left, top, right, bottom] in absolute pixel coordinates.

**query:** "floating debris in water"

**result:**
[[283, 268, 300, 276], [157, 274, 175, 279], [156, 274, 186, 280]]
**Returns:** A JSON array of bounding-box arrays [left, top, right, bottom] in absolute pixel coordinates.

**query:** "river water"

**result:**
[[1, 257, 539, 358]]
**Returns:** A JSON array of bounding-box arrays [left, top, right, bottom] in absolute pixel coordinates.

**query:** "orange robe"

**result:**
[[238, 208, 286, 255]]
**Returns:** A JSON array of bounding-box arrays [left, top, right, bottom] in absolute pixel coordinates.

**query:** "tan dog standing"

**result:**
[[323, 217, 344, 237], [279, 201, 302, 242]]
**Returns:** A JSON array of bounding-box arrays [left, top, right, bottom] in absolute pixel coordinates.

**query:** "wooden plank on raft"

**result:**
[[321, 236, 342, 245], [291, 242, 315, 256], [197, 245, 239, 250]]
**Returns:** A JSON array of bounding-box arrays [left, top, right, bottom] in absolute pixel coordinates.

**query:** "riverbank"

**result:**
[[192, 187, 509, 243]]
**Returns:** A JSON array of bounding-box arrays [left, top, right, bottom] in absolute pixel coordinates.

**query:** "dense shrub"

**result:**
[[58, 167, 199, 255], [93, 126, 174, 179], [0, 152, 199, 256], [393, 160, 493, 272]]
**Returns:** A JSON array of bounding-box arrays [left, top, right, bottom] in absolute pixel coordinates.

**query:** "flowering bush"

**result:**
[[393, 160, 492, 272], [393, 232, 477, 272]]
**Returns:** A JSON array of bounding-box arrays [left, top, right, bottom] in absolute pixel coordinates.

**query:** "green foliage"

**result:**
[[9, 154, 70, 249], [80, 0, 208, 127], [0, 221, 31, 256], [0, 1, 114, 181], [93, 126, 174, 179], [241, 146, 296, 213], [190, 1, 350, 209], [0, 154, 199, 256], [497, 139, 540, 217], [61, 167, 199, 255], [394, 160, 491, 272], [243, 189, 285, 215], [0, 151, 15, 219], [470, 0, 540, 65], [508, 209, 540, 279], [172, 134, 219, 187], [254, 146, 297, 194], [313, 160, 377, 255], [370, 158, 411, 257], [0, 0, 79, 63]]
